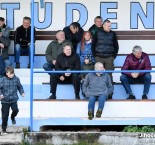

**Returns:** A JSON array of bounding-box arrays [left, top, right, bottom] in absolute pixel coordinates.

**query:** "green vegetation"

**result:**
[[123, 125, 155, 132]]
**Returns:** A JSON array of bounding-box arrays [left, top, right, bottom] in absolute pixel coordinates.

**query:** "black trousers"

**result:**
[[1, 102, 19, 131], [50, 74, 80, 96]]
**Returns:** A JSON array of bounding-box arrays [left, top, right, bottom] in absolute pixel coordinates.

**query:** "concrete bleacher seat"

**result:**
[[4, 31, 155, 131]]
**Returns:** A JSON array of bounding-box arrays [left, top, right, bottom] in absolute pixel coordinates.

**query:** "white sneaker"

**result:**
[[1, 131, 7, 135]]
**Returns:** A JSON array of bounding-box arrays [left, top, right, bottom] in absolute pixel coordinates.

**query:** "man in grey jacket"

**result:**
[[82, 62, 113, 120], [0, 17, 11, 68], [43, 30, 73, 74]]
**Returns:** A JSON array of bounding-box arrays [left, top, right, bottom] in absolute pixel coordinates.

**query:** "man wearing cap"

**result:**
[[0, 17, 11, 68]]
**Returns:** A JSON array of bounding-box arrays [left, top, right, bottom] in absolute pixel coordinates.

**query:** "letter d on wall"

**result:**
[[66, 3, 88, 27]]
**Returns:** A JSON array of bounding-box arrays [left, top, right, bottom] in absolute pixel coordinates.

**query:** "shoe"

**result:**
[[127, 94, 136, 99], [75, 95, 80, 100], [142, 94, 147, 99], [48, 95, 56, 99], [15, 63, 20, 68], [1, 130, 7, 135], [88, 110, 94, 120], [11, 117, 16, 125], [27, 64, 30, 68], [96, 109, 102, 118], [108, 94, 113, 100]]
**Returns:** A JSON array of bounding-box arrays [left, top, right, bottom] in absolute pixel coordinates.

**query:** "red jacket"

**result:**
[[122, 52, 151, 77]]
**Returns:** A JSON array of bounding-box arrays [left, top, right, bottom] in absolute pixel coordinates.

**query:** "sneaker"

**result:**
[[142, 94, 147, 99], [88, 110, 94, 120], [1, 131, 7, 135], [127, 94, 136, 99], [48, 95, 56, 99], [15, 63, 20, 68], [96, 109, 102, 118], [11, 118, 16, 125], [75, 95, 80, 100]]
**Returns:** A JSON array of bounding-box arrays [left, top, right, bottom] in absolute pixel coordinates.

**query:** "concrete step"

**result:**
[[0, 133, 23, 145]]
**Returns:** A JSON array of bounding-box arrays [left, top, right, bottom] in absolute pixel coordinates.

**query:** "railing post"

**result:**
[[30, 0, 34, 132]]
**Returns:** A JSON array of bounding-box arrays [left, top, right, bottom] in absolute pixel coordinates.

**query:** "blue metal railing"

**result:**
[[30, 0, 34, 132]]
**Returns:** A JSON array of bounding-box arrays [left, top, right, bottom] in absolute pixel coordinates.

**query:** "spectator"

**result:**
[[82, 62, 113, 120], [14, 16, 36, 68], [92, 19, 119, 82], [0, 17, 11, 68], [76, 31, 95, 66], [0, 66, 25, 135], [120, 45, 151, 100], [89, 16, 103, 39], [43, 30, 72, 73], [63, 22, 84, 52], [49, 43, 81, 100], [0, 47, 5, 78]]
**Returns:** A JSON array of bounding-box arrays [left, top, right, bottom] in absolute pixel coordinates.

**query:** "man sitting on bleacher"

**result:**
[[49, 43, 81, 100], [14, 16, 36, 68], [43, 30, 72, 73], [120, 45, 151, 99]]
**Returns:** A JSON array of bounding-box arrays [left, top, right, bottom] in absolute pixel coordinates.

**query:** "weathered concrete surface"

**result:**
[[26, 132, 155, 145], [0, 131, 155, 145], [0, 126, 28, 145], [0, 133, 23, 145], [0, 125, 29, 133]]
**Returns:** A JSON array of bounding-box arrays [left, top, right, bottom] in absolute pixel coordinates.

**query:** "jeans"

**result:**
[[88, 95, 107, 113], [1, 102, 19, 131], [120, 73, 151, 95], [4, 59, 12, 68], [43, 62, 55, 71], [14, 44, 35, 64]]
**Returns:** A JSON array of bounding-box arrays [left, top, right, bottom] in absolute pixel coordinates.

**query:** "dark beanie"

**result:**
[[0, 17, 5, 21]]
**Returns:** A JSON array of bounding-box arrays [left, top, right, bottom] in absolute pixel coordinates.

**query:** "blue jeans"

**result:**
[[4, 59, 12, 68], [88, 95, 107, 113], [43, 62, 55, 75], [120, 73, 151, 95], [43, 62, 55, 71], [14, 44, 35, 64]]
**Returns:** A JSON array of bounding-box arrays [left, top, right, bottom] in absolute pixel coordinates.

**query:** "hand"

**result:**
[[21, 93, 25, 97], [131, 73, 139, 78], [0, 95, 4, 99], [52, 60, 56, 65], [0, 43, 4, 48], [60, 76, 65, 81], [65, 73, 71, 77], [84, 59, 89, 64]]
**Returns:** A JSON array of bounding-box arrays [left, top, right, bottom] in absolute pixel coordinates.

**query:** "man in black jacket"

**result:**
[[63, 22, 84, 52], [92, 19, 119, 82], [49, 43, 81, 100], [14, 17, 36, 68], [89, 16, 103, 39]]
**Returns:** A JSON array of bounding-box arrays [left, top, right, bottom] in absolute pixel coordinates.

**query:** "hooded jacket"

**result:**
[[0, 25, 11, 59], [0, 75, 24, 103]]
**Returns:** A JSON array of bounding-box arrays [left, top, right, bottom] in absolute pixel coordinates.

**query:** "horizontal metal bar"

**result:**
[[33, 70, 154, 74]]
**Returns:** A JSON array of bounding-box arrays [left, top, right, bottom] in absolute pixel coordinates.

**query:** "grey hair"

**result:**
[[132, 45, 142, 54], [94, 62, 103, 69]]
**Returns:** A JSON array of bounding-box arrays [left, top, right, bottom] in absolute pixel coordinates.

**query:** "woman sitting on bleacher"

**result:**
[[120, 45, 152, 100], [76, 31, 95, 66]]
